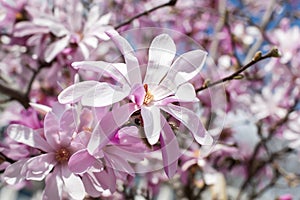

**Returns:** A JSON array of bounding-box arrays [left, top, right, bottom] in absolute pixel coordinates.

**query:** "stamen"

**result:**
[[55, 148, 71, 163], [143, 84, 154, 105]]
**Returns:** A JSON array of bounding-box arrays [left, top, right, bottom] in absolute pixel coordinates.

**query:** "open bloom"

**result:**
[[59, 31, 213, 177], [3, 105, 86, 200]]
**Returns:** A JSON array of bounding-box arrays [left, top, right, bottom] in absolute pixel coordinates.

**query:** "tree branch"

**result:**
[[114, 0, 177, 29], [196, 48, 280, 93]]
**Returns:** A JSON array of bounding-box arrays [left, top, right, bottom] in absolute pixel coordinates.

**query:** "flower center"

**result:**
[[143, 84, 154, 105], [55, 148, 71, 163]]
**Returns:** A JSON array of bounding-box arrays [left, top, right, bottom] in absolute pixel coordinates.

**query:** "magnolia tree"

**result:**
[[0, 0, 299, 199]]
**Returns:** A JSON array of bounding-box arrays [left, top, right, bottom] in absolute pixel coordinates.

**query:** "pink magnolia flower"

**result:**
[[59, 31, 213, 177], [3, 105, 86, 200], [13, 0, 113, 62]]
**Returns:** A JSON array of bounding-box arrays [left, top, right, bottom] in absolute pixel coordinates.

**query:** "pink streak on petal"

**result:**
[[160, 115, 180, 178]]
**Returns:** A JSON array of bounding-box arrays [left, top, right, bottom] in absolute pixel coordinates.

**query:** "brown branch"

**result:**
[[114, 0, 177, 30], [196, 48, 280, 93], [0, 83, 30, 108]]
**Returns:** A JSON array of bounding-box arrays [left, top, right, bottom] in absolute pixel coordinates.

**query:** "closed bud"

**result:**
[[252, 51, 262, 61]]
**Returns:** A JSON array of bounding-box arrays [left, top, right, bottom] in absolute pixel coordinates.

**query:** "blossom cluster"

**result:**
[[0, 0, 300, 199]]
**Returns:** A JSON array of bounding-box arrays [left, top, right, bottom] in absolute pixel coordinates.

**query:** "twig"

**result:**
[[196, 48, 280, 93], [0, 83, 30, 108], [114, 0, 177, 29], [236, 98, 299, 200]]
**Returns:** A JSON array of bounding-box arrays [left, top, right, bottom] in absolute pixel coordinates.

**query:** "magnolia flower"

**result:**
[[13, 0, 113, 62], [59, 31, 213, 177], [4, 106, 86, 200]]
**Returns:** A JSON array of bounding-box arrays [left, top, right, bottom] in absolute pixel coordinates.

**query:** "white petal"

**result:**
[[106, 29, 142, 85], [144, 34, 176, 85], [141, 106, 161, 145], [81, 83, 130, 107], [174, 82, 196, 102], [161, 49, 207, 89], [7, 125, 53, 152], [160, 104, 213, 145], [58, 81, 99, 104], [44, 35, 70, 63], [61, 166, 85, 200]]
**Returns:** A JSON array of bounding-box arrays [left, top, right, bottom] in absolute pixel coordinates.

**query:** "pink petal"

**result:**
[[88, 103, 139, 154], [130, 83, 146, 106], [81, 173, 104, 197], [160, 116, 180, 178], [43, 168, 63, 200], [106, 29, 142, 85], [104, 146, 144, 163], [13, 21, 49, 37], [141, 106, 161, 145], [72, 61, 129, 85], [144, 34, 176, 85], [7, 124, 53, 152], [68, 149, 97, 174], [61, 165, 85, 200], [104, 153, 135, 176], [81, 82, 130, 107], [161, 50, 207, 89], [44, 111, 60, 149], [3, 159, 28, 185], [25, 153, 56, 181], [44, 35, 70, 63], [59, 108, 78, 146], [58, 80, 99, 104], [160, 104, 213, 145], [93, 165, 116, 191]]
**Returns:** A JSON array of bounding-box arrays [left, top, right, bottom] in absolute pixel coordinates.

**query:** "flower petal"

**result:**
[[3, 159, 28, 185], [104, 153, 135, 176], [141, 106, 161, 145], [58, 80, 99, 104], [44, 111, 60, 149], [44, 35, 70, 63], [25, 153, 56, 181], [59, 108, 78, 146], [160, 104, 213, 145], [43, 168, 63, 200], [7, 124, 53, 152], [106, 29, 142, 85], [72, 61, 129, 85], [144, 34, 176, 85], [61, 165, 85, 200], [160, 115, 180, 178], [161, 49, 207, 89], [68, 149, 97, 174], [159, 82, 197, 104], [88, 103, 139, 154], [81, 82, 130, 107], [81, 173, 104, 197]]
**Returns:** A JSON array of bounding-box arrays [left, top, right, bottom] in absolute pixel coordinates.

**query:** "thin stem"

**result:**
[[196, 48, 280, 93], [114, 0, 177, 30]]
